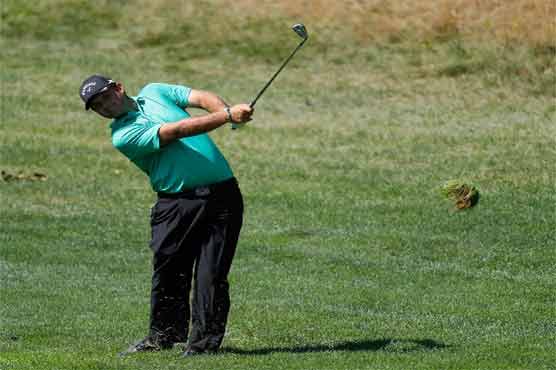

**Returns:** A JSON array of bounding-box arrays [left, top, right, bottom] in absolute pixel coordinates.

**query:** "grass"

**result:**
[[1, 1, 555, 369]]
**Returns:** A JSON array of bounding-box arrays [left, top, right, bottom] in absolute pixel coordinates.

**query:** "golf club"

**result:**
[[232, 23, 308, 129]]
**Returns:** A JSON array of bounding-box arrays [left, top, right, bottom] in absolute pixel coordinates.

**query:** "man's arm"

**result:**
[[186, 89, 229, 113], [158, 89, 253, 146]]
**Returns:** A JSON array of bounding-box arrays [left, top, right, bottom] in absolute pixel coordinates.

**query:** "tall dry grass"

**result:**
[[232, 0, 556, 47], [8, 0, 552, 49]]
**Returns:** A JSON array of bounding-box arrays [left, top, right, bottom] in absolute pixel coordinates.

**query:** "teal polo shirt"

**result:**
[[110, 83, 234, 193]]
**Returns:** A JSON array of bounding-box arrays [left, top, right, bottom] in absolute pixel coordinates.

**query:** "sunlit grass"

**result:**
[[1, 1, 555, 370]]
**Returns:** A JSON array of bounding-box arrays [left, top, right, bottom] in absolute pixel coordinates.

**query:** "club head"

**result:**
[[292, 23, 308, 40]]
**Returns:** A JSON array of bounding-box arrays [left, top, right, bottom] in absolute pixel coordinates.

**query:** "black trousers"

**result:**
[[148, 178, 243, 351]]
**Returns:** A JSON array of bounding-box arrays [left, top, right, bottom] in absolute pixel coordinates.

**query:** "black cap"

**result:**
[[79, 75, 116, 110]]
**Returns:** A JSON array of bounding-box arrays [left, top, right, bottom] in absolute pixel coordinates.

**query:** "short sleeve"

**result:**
[[165, 84, 192, 108], [112, 120, 161, 159]]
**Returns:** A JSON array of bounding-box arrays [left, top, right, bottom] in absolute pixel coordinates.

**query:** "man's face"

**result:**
[[89, 83, 125, 118]]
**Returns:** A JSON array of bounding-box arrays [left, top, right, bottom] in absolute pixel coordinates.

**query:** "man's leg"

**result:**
[[149, 249, 194, 345], [187, 183, 243, 353], [136, 197, 207, 351]]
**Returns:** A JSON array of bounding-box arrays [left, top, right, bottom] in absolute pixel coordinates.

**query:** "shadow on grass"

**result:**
[[222, 338, 449, 355]]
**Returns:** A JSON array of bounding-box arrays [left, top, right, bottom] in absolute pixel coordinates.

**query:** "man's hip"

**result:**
[[150, 178, 243, 255], [156, 177, 239, 200]]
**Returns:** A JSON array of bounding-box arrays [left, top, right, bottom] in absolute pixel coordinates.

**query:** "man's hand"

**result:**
[[229, 104, 254, 124]]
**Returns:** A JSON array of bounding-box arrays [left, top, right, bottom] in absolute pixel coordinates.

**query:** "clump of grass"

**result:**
[[440, 179, 480, 210]]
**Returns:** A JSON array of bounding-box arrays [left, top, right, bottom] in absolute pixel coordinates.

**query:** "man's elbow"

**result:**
[[158, 125, 179, 146]]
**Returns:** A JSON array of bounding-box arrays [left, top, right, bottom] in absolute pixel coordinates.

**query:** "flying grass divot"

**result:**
[[1, 170, 47, 182], [440, 179, 480, 210]]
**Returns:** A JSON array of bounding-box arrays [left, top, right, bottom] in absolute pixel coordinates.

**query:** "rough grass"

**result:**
[[2, 0, 554, 97], [234, 0, 556, 47], [1, 1, 555, 370]]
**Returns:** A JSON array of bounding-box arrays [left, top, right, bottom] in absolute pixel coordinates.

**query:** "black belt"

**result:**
[[157, 177, 237, 199]]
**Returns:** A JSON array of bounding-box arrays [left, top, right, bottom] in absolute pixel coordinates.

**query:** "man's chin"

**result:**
[[99, 111, 120, 119]]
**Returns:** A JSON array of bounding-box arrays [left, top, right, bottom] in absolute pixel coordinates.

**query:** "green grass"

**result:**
[[1, 1, 555, 369]]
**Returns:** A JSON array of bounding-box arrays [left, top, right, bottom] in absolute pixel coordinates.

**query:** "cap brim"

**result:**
[[84, 83, 115, 110]]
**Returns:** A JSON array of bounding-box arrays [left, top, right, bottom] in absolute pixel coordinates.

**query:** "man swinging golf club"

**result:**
[[79, 75, 253, 357], [80, 23, 307, 358]]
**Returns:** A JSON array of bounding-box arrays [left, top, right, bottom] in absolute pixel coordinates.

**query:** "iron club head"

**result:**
[[292, 24, 308, 40], [242, 22, 309, 114]]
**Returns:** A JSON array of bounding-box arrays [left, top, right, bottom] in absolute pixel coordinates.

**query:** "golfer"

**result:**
[[79, 75, 253, 356]]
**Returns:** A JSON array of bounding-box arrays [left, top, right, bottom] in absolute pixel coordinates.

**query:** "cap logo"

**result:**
[[81, 81, 97, 96]]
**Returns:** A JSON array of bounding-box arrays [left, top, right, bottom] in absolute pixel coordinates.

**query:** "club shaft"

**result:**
[[250, 39, 306, 108]]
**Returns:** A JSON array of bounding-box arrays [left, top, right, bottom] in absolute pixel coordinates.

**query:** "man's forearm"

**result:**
[[189, 90, 229, 113], [159, 111, 229, 146], [159, 98, 253, 146], [203, 94, 229, 113]]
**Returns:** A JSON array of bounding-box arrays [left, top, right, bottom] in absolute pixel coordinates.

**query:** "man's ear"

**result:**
[[115, 82, 124, 94]]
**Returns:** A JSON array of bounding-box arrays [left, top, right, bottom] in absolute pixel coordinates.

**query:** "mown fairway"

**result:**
[[1, 1, 555, 369]]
